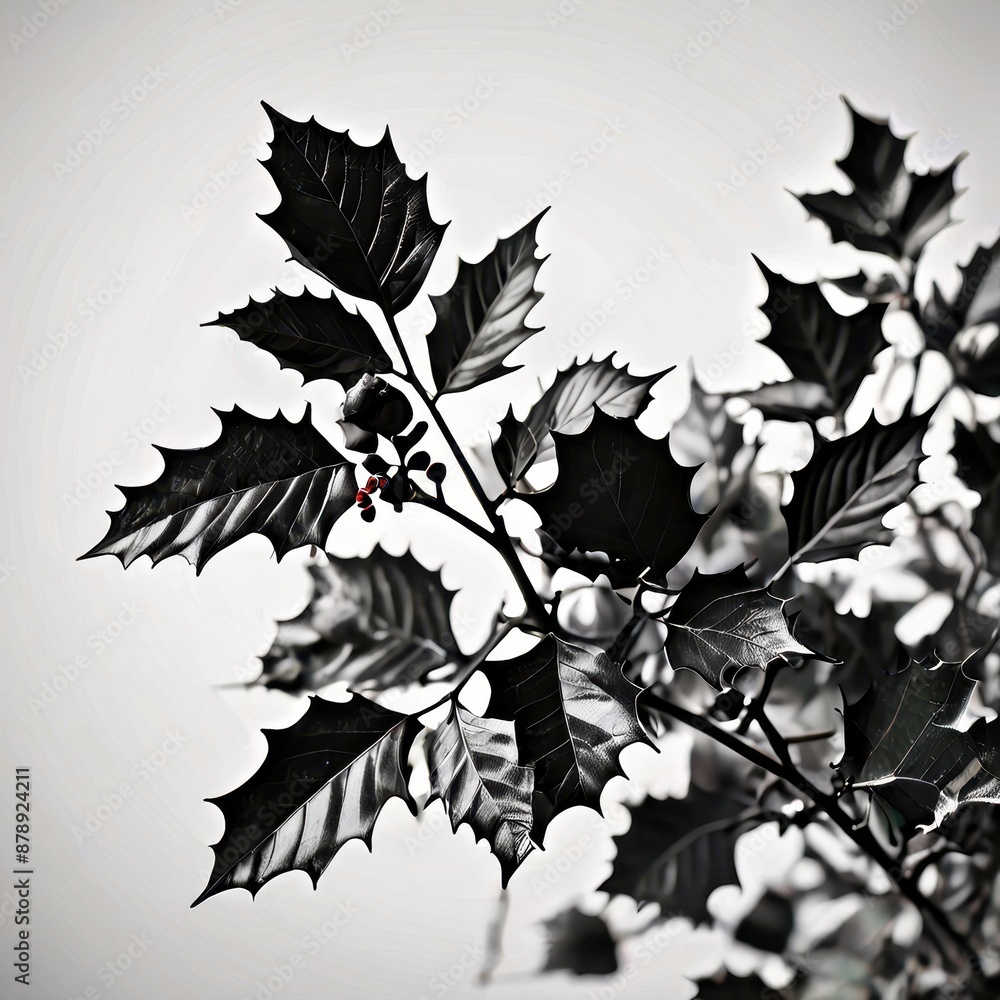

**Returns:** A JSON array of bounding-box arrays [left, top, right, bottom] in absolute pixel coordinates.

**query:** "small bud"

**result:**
[[408, 450, 430, 471], [426, 463, 447, 484]]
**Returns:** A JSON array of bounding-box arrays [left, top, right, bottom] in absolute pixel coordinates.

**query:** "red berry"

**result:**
[[365, 476, 379, 492]]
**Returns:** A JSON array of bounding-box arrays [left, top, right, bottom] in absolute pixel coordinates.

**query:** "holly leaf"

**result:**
[[953, 422, 1000, 574], [694, 972, 771, 999], [783, 411, 928, 564], [835, 654, 977, 831], [425, 706, 535, 887], [959, 717, 1000, 806], [80, 405, 357, 574], [253, 547, 459, 693], [795, 98, 964, 262], [599, 780, 756, 924], [491, 354, 671, 492], [921, 236, 1000, 352], [203, 287, 392, 388], [542, 908, 618, 976], [192, 694, 416, 905], [950, 329, 1000, 397], [746, 257, 888, 422], [670, 374, 745, 476], [484, 635, 652, 838], [664, 566, 818, 690], [523, 410, 709, 588], [738, 379, 840, 423], [258, 103, 447, 313], [426, 211, 548, 395]]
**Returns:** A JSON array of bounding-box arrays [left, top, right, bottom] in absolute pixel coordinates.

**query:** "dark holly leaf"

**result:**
[[791, 580, 901, 703], [783, 411, 928, 564], [746, 257, 888, 422], [950, 423, 1000, 574], [734, 890, 795, 953], [694, 972, 770, 999], [921, 236, 1000, 352], [425, 706, 535, 887], [491, 354, 671, 492], [80, 405, 357, 574], [426, 210, 547, 395], [524, 410, 709, 588], [664, 566, 818, 690], [824, 268, 903, 304], [958, 717, 1000, 807], [203, 288, 391, 388], [258, 102, 447, 313], [484, 635, 652, 838], [253, 547, 459, 693], [737, 379, 839, 423], [835, 654, 977, 831], [192, 694, 416, 905], [542, 908, 618, 976], [599, 780, 757, 924], [795, 98, 964, 262], [671, 375, 745, 472], [950, 329, 1000, 397]]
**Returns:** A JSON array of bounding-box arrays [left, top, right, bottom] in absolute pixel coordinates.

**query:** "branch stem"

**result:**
[[639, 686, 979, 967], [383, 313, 551, 627]]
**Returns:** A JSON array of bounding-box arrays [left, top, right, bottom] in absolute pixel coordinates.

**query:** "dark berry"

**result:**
[[360, 505, 377, 522], [408, 450, 430, 471], [426, 462, 447, 484]]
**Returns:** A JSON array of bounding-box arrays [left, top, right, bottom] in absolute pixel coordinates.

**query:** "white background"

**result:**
[[2, 0, 999, 997]]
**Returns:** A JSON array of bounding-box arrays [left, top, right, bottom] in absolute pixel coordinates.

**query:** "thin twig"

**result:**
[[477, 889, 510, 985], [638, 686, 980, 968], [382, 311, 552, 628]]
